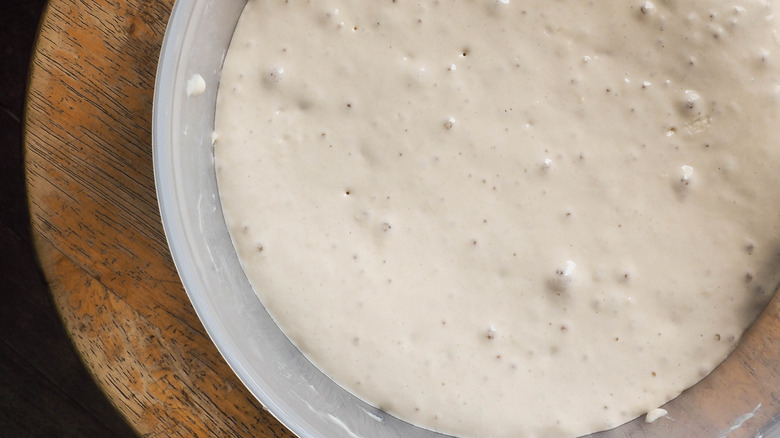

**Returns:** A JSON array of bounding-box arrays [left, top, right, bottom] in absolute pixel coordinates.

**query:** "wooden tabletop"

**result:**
[[24, 1, 294, 436], [22, 0, 780, 437]]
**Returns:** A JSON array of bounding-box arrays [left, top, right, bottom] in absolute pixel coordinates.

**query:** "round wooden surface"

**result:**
[[23, 1, 293, 436], [23, 0, 780, 437]]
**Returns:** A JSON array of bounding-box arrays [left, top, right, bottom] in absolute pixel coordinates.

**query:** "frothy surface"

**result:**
[[215, 1, 780, 437]]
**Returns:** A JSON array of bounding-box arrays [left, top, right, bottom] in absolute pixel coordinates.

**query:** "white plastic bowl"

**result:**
[[152, 1, 778, 437]]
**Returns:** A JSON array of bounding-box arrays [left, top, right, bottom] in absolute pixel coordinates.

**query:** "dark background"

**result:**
[[1, 2, 136, 437]]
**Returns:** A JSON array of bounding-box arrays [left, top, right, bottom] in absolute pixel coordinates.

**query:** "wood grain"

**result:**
[[23, 0, 780, 437], [25, 0, 293, 436]]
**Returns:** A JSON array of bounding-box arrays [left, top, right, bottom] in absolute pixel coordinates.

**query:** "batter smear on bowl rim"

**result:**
[[213, 1, 780, 437]]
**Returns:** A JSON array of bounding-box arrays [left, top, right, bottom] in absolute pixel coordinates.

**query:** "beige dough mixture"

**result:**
[[214, 1, 780, 437]]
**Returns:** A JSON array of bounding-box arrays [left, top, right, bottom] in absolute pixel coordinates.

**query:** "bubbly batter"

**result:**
[[214, 1, 780, 437]]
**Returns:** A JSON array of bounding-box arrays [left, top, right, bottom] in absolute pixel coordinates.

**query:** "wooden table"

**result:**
[[22, 0, 780, 437], [24, 1, 294, 436]]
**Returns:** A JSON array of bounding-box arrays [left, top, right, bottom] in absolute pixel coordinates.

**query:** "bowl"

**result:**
[[152, 1, 779, 437]]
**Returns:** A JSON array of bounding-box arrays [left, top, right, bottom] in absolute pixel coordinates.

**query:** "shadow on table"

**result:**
[[0, 1, 138, 437]]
